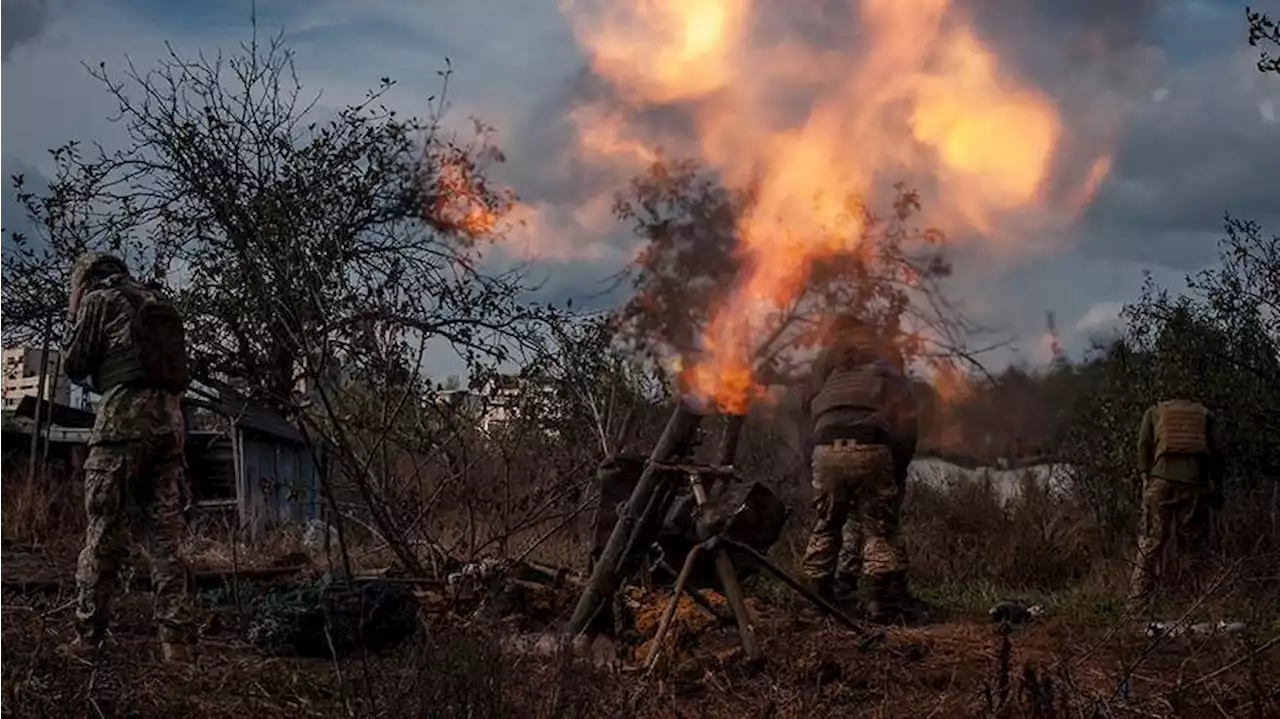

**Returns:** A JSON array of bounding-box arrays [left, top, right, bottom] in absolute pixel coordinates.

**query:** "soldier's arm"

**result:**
[[888, 376, 919, 461], [1135, 407, 1154, 476], [63, 292, 106, 385]]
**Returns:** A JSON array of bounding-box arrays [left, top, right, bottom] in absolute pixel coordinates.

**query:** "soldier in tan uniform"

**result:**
[[1127, 396, 1225, 612], [63, 253, 197, 663], [801, 316, 926, 623]]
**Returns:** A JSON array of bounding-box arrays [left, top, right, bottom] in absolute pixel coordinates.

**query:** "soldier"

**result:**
[[824, 346, 919, 606], [1127, 394, 1224, 612], [801, 315, 926, 623], [62, 252, 197, 663]]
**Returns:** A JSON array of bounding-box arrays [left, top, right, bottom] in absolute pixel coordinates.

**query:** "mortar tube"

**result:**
[[716, 413, 746, 468], [567, 396, 709, 638]]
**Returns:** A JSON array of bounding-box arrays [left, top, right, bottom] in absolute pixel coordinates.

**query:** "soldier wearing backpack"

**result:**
[[1127, 396, 1225, 612], [800, 315, 927, 624], [63, 252, 196, 663]]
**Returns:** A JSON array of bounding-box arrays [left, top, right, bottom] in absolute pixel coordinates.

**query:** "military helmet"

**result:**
[[70, 252, 128, 290], [825, 313, 882, 351]]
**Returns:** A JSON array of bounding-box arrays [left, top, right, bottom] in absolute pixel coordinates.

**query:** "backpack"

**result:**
[[118, 283, 190, 393], [1153, 399, 1209, 457]]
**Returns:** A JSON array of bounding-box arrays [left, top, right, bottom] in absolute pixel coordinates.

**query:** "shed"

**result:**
[[2, 396, 95, 483], [6, 391, 327, 537], [184, 389, 327, 536]]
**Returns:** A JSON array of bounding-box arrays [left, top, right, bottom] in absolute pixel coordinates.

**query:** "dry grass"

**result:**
[[3, 455, 1277, 718]]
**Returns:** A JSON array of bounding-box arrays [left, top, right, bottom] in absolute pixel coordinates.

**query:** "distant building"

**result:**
[[2, 347, 71, 412], [432, 375, 562, 434]]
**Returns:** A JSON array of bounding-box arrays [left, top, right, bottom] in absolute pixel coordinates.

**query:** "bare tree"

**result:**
[[1, 20, 568, 575], [609, 155, 986, 389]]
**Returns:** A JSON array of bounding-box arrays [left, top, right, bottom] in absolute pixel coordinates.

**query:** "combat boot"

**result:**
[[833, 574, 859, 604], [867, 571, 932, 625], [865, 572, 898, 624]]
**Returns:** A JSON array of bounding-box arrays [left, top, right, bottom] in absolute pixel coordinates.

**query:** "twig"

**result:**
[[512, 489, 600, 566], [1109, 558, 1244, 702], [1185, 635, 1280, 688]]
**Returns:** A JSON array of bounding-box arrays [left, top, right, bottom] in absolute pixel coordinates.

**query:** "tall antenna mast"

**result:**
[[1046, 311, 1063, 363]]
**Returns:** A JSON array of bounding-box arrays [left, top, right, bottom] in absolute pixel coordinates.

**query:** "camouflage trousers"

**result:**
[[802, 441, 906, 583], [75, 434, 196, 645], [1127, 478, 1212, 608]]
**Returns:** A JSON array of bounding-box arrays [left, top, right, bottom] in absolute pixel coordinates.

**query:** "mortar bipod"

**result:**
[[643, 464, 761, 672], [642, 466, 875, 673]]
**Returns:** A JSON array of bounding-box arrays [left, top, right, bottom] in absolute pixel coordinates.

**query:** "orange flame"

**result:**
[[431, 154, 507, 239], [564, 0, 1113, 412]]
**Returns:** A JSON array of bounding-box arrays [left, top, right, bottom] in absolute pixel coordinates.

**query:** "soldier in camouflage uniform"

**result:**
[[823, 347, 919, 605], [1127, 395, 1224, 612], [801, 316, 925, 624], [63, 252, 197, 663]]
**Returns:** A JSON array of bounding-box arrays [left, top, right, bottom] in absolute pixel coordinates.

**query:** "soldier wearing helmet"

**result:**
[[63, 252, 197, 663], [800, 314, 927, 623]]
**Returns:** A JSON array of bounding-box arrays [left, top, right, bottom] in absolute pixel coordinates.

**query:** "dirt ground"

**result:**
[[3, 542, 1277, 718]]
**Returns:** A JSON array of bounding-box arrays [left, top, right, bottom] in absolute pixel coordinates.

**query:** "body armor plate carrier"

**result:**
[[96, 283, 190, 393], [1153, 399, 1209, 457]]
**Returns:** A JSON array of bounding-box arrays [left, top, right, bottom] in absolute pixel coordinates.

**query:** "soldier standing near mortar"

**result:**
[[1128, 387, 1225, 613], [800, 315, 927, 623], [819, 344, 920, 608], [62, 252, 197, 663]]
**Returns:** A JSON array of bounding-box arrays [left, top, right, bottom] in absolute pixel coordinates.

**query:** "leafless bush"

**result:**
[[0, 463, 83, 546]]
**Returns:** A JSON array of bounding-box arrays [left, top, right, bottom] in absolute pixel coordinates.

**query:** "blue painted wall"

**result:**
[[240, 429, 326, 533]]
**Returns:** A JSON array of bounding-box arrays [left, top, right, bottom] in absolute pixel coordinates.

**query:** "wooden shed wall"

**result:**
[[238, 429, 324, 534]]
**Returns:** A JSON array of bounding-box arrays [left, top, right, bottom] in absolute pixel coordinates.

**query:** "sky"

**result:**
[[3, 0, 1279, 381]]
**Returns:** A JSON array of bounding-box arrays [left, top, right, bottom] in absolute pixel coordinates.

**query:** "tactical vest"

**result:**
[[1153, 399, 1209, 457], [811, 361, 889, 420], [95, 283, 190, 394]]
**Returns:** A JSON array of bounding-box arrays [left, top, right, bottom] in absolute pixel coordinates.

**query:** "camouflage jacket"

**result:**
[[64, 280, 185, 445], [1135, 402, 1224, 488]]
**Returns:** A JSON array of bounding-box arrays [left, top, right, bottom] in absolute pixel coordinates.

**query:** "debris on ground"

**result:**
[[988, 600, 1045, 624], [1144, 619, 1249, 638], [447, 557, 507, 587], [301, 519, 339, 553], [629, 586, 747, 671]]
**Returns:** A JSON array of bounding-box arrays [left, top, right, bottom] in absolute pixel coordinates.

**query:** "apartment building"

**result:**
[[436, 374, 562, 433], [487, 374, 562, 433], [1, 346, 71, 412]]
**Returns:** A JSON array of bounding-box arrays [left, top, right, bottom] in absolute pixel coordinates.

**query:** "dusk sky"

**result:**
[[4, 0, 1278, 379]]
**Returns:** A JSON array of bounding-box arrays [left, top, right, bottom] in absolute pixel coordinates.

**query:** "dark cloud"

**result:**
[[523, 256, 631, 310], [497, 66, 609, 206], [2, 0, 54, 61], [1076, 50, 1280, 269]]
